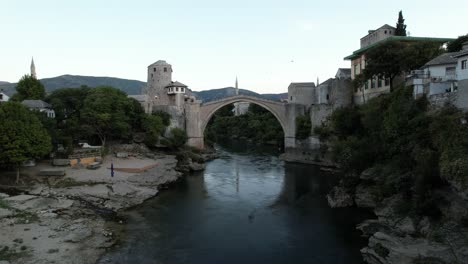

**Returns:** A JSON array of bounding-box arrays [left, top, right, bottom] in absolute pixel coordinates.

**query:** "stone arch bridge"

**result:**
[[185, 95, 304, 149]]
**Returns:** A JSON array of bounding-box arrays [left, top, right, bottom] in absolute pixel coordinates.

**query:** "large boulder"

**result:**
[[355, 184, 379, 208], [361, 232, 458, 264], [357, 219, 392, 237], [188, 161, 205, 172], [327, 185, 354, 208]]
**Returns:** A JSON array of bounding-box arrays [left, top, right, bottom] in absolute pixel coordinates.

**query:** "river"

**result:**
[[100, 143, 369, 264]]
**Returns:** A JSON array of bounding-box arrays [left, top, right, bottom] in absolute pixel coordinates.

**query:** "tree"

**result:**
[[395, 10, 407, 36], [447, 34, 468, 52], [0, 102, 52, 183], [363, 41, 444, 91], [162, 128, 187, 149], [46, 86, 91, 149], [363, 41, 406, 91], [142, 114, 165, 147], [81, 86, 139, 146], [401, 41, 444, 70], [296, 114, 311, 140], [46, 86, 90, 123], [11, 75, 46, 101]]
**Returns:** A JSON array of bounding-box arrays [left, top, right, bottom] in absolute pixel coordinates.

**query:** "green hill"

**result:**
[[0, 75, 145, 96], [0, 75, 287, 102]]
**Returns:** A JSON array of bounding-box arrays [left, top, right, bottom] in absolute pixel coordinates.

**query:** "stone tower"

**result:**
[[145, 60, 172, 113], [30, 57, 37, 79]]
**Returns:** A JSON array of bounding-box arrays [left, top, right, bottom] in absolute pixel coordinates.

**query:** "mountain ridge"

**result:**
[[0, 75, 287, 102]]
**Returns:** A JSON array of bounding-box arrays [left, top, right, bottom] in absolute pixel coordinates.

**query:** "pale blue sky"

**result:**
[[1, 0, 467, 93]]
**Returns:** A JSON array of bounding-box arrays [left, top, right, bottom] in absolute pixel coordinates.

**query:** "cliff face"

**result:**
[[327, 168, 468, 264]]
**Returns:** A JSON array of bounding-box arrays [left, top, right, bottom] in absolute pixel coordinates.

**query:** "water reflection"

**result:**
[[100, 143, 368, 264]]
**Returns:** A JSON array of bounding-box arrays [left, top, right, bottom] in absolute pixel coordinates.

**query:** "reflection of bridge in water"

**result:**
[[185, 95, 304, 150]]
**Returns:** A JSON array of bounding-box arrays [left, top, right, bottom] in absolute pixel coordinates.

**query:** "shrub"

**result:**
[[142, 114, 164, 147], [162, 128, 187, 149], [296, 114, 311, 140]]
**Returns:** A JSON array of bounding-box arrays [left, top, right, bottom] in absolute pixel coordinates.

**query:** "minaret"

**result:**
[[235, 76, 239, 95], [31, 57, 37, 79], [316, 77, 319, 86]]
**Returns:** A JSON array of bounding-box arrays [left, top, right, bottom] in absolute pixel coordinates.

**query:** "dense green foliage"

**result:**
[[319, 86, 468, 216], [11, 75, 46, 101], [0, 102, 51, 182], [295, 114, 311, 140], [81, 86, 142, 146], [44, 86, 173, 150], [205, 104, 284, 146], [142, 114, 165, 146], [153, 110, 171, 126], [357, 41, 444, 92], [395, 11, 407, 36], [162, 128, 187, 149], [447, 34, 468, 52]]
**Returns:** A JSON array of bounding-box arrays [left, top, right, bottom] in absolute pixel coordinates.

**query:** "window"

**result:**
[[384, 30, 387, 34], [153, 68, 156, 72], [385, 78, 390, 86], [326, 94, 329, 101], [354, 64, 359, 75], [182, 88, 185, 92], [151, 74, 153, 78], [290, 96, 293, 101], [0, 94, 2, 100], [365, 81, 369, 90], [164, 67, 167, 72], [176, 87, 179, 92], [371, 78, 376, 89], [446, 66, 456, 75], [378, 77, 383, 88], [462, 60, 467, 70]]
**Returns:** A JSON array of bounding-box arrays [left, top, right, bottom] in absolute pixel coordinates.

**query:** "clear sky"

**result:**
[[1, 0, 467, 94]]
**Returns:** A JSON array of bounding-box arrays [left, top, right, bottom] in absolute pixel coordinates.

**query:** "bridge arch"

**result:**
[[199, 96, 288, 137], [185, 95, 301, 150]]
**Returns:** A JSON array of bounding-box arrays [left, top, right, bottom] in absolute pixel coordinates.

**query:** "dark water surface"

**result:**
[[100, 144, 368, 264]]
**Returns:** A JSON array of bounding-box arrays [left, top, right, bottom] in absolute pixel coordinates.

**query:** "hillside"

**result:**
[[0, 75, 145, 96], [0, 75, 287, 102]]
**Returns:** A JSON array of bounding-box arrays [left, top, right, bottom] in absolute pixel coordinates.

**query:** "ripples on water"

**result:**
[[100, 142, 369, 264]]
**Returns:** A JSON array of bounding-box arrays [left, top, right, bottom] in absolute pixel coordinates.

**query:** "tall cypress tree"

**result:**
[[395, 10, 407, 36]]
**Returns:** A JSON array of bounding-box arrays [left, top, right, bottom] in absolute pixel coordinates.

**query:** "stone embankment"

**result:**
[[0, 145, 209, 264], [327, 168, 468, 264]]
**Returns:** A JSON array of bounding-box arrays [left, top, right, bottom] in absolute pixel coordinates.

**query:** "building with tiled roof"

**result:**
[[344, 23, 454, 104]]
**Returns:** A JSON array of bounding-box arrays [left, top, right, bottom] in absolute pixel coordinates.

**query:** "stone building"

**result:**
[[22, 100, 55, 118], [142, 60, 195, 129], [287, 82, 315, 105], [454, 44, 468, 109]]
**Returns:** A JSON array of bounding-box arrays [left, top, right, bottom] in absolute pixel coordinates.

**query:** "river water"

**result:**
[[100, 143, 369, 264]]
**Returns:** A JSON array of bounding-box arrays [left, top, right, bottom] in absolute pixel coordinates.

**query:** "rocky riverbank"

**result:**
[[327, 167, 468, 264], [0, 145, 211, 264]]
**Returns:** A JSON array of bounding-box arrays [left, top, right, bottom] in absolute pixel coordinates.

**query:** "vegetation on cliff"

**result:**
[[317, 86, 468, 217]]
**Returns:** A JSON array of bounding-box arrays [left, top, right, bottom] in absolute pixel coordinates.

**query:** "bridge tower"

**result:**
[[145, 60, 173, 113]]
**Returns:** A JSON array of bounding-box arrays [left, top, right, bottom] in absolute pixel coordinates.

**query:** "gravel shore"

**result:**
[[0, 154, 182, 264]]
